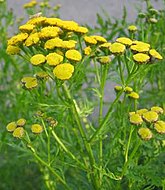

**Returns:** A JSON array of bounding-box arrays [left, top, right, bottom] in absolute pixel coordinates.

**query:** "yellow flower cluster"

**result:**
[[6, 118, 26, 138], [6, 15, 109, 81], [6, 16, 163, 83], [6, 118, 44, 138], [129, 106, 165, 140], [114, 85, 139, 99], [108, 36, 163, 64]]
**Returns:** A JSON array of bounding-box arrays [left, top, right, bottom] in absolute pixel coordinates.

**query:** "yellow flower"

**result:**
[[31, 124, 43, 134], [44, 38, 63, 49], [149, 18, 158, 24], [92, 35, 107, 44], [131, 41, 150, 53], [74, 26, 88, 34], [8, 33, 28, 46], [132, 41, 150, 48], [128, 91, 139, 99], [149, 49, 163, 60], [151, 106, 164, 114], [36, 71, 49, 80], [62, 40, 76, 49], [129, 111, 136, 116], [39, 2, 50, 8], [46, 117, 58, 127], [84, 36, 97, 45], [142, 111, 158, 123], [116, 37, 132, 46], [53, 63, 74, 80], [27, 17, 46, 26], [44, 17, 63, 26], [21, 77, 38, 89], [24, 33, 39, 46], [83, 46, 92, 55], [109, 42, 125, 54], [130, 44, 150, 53], [128, 25, 137, 32], [65, 49, 82, 62], [114, 85, 123, 92], [23, 0, 37, 8], [16, 118, 26, 127], [129, 113, 143, 125], [138, 127, 152, 140], [133, 53, 150, 64], [97, 56, 111, 64], [136, 109, 148, 116], [6, 121, 17, 132], [6, 45, 20, 55], [99, 42, 112, 50], [13, 127, 24, 138], [60, 20, 79, 31], [30, 54, 46, 66], [19, 24, 35, 33], [46, 52, 63, 66], [39, 26, 61, 39], [124, 86, 133, 93], [154, 121, 165, 134]]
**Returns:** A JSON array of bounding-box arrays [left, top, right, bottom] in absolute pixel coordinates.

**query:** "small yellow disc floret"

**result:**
[[138, 127, 152, 140], [154, 121, 165, 134], [16, 118, 26, 127], [129, 113, 143, 125], [109, 42, 125, 54], [46, 52, 63, 66], [13, 127, 24, 138], [149, 49, 163, 60], [53, 63, 74, 80], [133, 53, 150, 64], [151, 106, 164, 114], [116, 37, 132, 46], [31, 124, 43, 134], [30, 54, 46, 66], [6, 121, 17, 132], [65, 49, 82, 62], [142, 111, 159, 123]]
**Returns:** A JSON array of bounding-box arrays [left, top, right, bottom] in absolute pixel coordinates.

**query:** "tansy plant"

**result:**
[[5, 4, 164, 190]]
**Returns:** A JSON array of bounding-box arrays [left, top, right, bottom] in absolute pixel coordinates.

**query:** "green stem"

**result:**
[[117, 56, 125, 85], [47, 127, 51, 164], [121, 138, 141, 178], [123, 54, 130, 75], [94, 58, 101, 85], [27, 144, 70, 190], [50, 127, 86, 170], [89, 89, 124, 142], [62, 83, 100, 189], [98, 64, 108, 186], [124, 126, 134, 163], [77, 35, 83, 54]]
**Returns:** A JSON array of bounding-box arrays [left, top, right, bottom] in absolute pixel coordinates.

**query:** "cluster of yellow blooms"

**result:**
[[129, 106, 165, 140], [6, 15, 163, 90], [6, 118, 43, 138], [114, 85, 139, 100], [6, 113, 58, 138], [110, 37, 163, 63], [6, 15, 111, 85]]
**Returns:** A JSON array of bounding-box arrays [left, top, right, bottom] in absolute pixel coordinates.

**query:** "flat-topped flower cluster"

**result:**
[[6, 16, 163, 91], [129, 106, 165, 140]]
